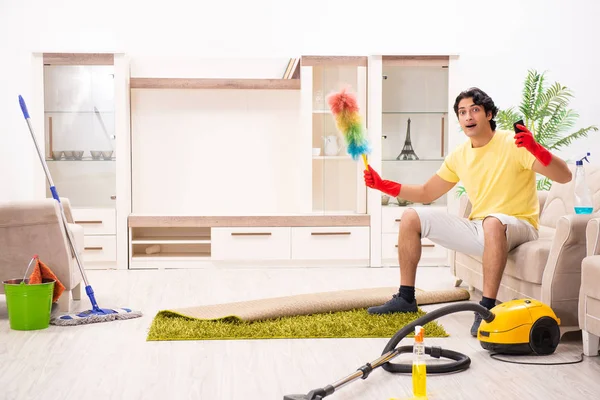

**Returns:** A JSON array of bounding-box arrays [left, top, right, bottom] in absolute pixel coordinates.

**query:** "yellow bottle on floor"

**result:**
[[412, 325, 427, 398]]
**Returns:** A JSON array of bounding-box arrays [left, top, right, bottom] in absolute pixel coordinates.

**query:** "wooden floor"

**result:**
[[1, 265, 599, 400]]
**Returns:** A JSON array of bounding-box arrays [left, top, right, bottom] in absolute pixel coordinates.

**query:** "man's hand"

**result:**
[[514, 124, 552, 166], [364, 165, 401, 197]]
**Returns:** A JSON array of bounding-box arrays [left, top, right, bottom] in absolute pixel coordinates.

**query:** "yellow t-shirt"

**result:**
[[437, 130, 539, 229]]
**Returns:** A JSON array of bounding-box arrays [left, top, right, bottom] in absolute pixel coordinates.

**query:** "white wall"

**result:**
[[2, 0, 599, 203]]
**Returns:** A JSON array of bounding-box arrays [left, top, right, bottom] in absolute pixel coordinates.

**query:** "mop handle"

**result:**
[[18, 96, 60, 202], [18, 95, 94, 294]]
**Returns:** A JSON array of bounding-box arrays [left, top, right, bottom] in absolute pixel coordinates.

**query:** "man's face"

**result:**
[[457, 97, 491, 137]]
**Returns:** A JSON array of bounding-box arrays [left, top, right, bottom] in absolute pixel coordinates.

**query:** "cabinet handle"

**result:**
[[75, 220, 103, 224], [395, 244, 435, 248], [394, 219, 401, 222], [111, 195, 116, 200], [231, 232, 272, 236], [85, 246, 103, 251], [311, 232, 351, 236]]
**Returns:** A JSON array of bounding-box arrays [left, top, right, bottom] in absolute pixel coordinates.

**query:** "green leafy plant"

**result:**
[[456, 69, 597, 197]]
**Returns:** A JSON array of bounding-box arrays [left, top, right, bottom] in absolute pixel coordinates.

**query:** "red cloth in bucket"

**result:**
[[28, 258, 65, 303]]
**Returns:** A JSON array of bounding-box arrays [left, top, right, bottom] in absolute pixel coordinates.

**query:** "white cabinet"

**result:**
[[367, 55, 452, 268], [301, 56, 368, 214], [72, 208, 117, 269], [36, 53, 131, 270]]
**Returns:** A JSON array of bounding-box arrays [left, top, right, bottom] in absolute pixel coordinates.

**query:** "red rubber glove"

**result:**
[[514, 124, 552, 166], [364, 165, 402, 197]]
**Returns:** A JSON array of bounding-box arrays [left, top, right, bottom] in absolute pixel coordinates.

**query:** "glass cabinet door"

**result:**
[[381, 63, 449, 208], [43, 64, 116, 208], [311, 60, 367, 214]]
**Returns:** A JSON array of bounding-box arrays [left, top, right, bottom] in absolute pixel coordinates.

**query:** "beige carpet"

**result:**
[[166, 287, 470, 322]]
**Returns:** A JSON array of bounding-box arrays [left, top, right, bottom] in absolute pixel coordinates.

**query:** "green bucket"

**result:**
[[3, 278, 55, 330]]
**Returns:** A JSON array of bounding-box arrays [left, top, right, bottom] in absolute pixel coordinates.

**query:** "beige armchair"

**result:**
[[0, 198, 83, 312], [451, 165, 600, 335], [579, 217, 600, 356]]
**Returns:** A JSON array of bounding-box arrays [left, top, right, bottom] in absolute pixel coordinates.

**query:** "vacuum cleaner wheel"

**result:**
[[529, 316, 560, 355]]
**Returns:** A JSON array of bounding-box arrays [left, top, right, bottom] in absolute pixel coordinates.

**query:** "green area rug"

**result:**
[[147, 307, 448, 341]]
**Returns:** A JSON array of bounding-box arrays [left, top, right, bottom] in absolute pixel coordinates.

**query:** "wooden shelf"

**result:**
[[128, 215, 370, 228], [130, 78, 300, 90], [131, 237, 211, 244]]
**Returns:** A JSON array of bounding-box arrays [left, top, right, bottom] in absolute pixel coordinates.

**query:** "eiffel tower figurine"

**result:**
[[396, 118, 419, 160]]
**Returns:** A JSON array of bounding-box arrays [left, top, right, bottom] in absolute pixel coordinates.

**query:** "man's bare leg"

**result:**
[[399, 209, 423, 286], [367, 209, 422, 314], [471, 216, 508, 336], [482, 216, 508, 300]]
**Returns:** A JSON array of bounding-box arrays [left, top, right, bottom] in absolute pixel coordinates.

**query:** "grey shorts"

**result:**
[[410, 208, 539, 257]]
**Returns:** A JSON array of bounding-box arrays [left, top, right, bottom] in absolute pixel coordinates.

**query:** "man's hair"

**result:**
[[453, 87, 499, 131]]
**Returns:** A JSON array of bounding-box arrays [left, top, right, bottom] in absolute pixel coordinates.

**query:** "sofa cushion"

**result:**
[[460, 237, 551, 285]]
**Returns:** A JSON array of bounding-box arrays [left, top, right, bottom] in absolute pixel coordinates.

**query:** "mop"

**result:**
[[18, 95, 142, 326], [327, 87, 371, 168]]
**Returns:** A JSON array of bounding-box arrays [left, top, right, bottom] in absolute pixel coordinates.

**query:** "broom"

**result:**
[[327, 87, 371, 169], [18, 95, 142, 326]]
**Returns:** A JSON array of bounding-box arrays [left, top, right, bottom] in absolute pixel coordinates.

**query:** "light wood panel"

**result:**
[[382, 55, 449, 67], [43, 53, 114, 65], [128, 214, 370, 227], [130, 78, 301, 90], [301, 56, 368, 67]]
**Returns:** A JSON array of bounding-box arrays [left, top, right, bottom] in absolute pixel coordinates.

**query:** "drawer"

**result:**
[[72, 208, 116, 235], [381, 233, 447, 264], [82, 235, 117, 262], [291, 226, 369, 260], [211, 227, 291, 260]]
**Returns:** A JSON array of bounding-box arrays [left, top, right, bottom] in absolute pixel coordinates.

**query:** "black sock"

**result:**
[[480, 296, 496, 310], [399, 285, 415, 303]]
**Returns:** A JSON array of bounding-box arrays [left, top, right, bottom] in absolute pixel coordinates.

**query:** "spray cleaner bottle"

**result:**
[[574, 152, 593, 214], [412, 325, 427, 398]]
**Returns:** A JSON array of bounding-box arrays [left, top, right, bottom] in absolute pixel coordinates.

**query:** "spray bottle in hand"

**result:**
[[575, 152, 593, 214], [412, 325, 427, 398]]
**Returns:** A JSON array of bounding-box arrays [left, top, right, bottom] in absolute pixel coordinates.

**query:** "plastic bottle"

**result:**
[[412, 325, 427, 398], [574, 152, 593, 214]]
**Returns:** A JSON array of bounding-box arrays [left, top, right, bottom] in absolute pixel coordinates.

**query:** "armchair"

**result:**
[[0, 198, 83, 312], [451, 165, 600, 335], [579, 216, 600, 356]]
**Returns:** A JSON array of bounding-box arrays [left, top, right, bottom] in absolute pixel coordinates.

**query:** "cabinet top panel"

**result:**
[[129, 214, 370, 227]]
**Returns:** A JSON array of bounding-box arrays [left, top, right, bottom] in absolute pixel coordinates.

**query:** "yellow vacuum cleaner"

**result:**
[[478, 298, 560, 355], [284, 299, 562, 400]]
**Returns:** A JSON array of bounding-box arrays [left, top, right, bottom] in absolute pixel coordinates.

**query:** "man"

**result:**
[[364, 87, 572, 336]]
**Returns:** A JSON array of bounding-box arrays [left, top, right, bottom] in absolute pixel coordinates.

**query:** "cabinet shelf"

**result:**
[[130, 78, 301, 90], [46, 158, 116, 162], [45, 111, 114, 114]]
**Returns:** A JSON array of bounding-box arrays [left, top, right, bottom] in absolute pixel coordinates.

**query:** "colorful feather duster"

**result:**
[[327, 88, 371, 169]]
